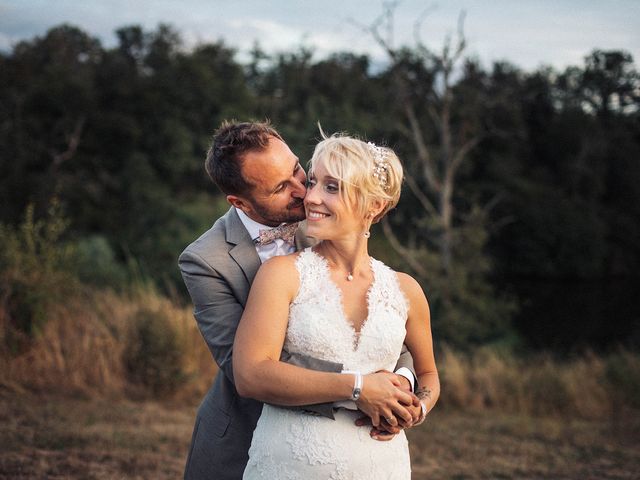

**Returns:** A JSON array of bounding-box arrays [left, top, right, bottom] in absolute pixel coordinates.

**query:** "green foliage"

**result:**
[[0, 202, 78, 351], [71, 235, 129, 288], [1, 21, 638, 351], [124, 307, 188, 396]]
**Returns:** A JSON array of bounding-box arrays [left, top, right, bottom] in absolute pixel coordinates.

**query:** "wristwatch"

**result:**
[[349, 372, 363, 401]]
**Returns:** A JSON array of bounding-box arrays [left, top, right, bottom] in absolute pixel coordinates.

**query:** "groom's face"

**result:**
[[229, 137, 307, 226]]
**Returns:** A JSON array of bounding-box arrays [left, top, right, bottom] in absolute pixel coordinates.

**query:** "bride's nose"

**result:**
[[304, 184, 321, 206]]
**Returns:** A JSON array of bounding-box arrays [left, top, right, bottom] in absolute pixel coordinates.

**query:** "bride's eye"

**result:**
[[324, 182, 339, 194], [306, 179, 317, 188]]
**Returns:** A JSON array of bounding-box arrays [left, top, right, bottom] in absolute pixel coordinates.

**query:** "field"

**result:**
[[1, 393, 638, 479]]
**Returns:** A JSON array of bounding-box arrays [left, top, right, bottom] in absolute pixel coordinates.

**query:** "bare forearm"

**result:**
[[416, 372, 440, 413], [235, 358, 353, 405]]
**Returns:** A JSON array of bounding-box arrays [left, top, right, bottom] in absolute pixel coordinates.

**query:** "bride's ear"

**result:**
[[368, 199, 387, 223]]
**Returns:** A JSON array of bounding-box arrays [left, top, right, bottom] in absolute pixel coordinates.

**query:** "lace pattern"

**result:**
[[286, 249, 408, 373], [243, 249, 412, 479]]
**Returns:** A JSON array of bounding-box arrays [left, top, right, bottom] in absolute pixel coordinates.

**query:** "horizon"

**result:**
[[1, 0, 639, 72]]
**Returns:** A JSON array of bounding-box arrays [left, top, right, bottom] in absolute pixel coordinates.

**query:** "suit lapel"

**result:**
[[225, 208, 261, 286]]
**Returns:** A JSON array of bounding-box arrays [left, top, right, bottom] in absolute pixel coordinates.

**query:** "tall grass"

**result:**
[[1, 279, 638, 417], [1, 202, 638, 418], [0, 202, 215, 400], [0, 285, 215, 401], [439, 345, 640, 419]]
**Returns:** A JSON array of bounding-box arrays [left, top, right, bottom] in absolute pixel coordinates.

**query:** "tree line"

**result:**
[[1, 22, 639, 351]]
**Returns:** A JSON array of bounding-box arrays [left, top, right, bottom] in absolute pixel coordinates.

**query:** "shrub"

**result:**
[[71, 235, 129, 288], [0, 202, 78, 353], [124, 307, 188, 396], [606, 350, 640, 409]]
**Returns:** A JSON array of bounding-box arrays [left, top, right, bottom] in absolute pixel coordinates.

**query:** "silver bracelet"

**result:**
[[343, 371, 363, 401], [415, 401, 428, 425]]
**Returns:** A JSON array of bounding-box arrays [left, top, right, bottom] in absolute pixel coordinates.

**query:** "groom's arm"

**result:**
[[179, 248, 343, 387], [394, 345, 417, 392]]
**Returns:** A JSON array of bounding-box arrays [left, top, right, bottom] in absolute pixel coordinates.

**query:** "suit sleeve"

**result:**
[[179, 249, 343, 386], [394, 345, 417, 391], [179, 249, 244, 383]]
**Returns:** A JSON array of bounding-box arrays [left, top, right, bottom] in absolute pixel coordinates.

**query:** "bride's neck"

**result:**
[[316, 239, 369, 277]]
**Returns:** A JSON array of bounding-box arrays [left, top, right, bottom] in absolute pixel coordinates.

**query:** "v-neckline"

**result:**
[[308, 248, 377, 348]]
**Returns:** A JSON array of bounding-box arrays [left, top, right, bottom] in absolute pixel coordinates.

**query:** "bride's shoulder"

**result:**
[[395, 271, 429, 305], [260, 252, 300, 273], [254, 253, 301, 295]]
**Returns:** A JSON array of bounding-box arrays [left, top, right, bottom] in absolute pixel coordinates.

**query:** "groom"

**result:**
[[179, 121, 417, 480]]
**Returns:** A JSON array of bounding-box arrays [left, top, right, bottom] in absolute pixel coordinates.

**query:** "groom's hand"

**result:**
[[355, 415, 401, 441]]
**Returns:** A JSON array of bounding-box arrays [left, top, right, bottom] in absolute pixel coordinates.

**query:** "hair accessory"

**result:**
[[367, 142, 390, 191]]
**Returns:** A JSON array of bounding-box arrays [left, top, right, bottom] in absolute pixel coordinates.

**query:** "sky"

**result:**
[[1, 0, 639, 71]]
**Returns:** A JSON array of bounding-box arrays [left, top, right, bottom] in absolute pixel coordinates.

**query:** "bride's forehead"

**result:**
[[310, 156, 341, 178]]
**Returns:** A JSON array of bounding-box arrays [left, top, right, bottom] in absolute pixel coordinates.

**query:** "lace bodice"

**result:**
[[286, 248, 409, 375], [243, 249, 412, 480]]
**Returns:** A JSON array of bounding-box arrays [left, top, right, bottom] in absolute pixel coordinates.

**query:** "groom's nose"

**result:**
[[291, 170, 307, 199]]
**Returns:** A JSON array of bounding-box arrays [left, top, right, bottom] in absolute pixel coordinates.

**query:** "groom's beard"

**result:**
[[252, 198, 306, 225]]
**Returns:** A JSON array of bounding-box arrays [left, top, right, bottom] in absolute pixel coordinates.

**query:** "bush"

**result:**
[[0, 202, 79, 353], [124, 307, 188, 396], [71, 235, 129, 288], [606, 350, 640, 409]]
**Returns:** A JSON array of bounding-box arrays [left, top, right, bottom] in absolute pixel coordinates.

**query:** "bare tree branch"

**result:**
[[412, 3, 438, 50], [452, 11, 467, 64], [487, 215, 516, 233], [404, 103, 440, 191], [450, 134, 482, 176], [382, 217, 429, 278], [404, 174, 438, 216], [51, 117, 86, 169]]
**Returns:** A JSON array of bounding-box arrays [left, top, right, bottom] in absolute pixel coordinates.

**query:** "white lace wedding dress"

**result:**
[[243, 248, 411, 479]]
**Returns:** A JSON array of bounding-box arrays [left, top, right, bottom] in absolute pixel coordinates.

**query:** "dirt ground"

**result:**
[[1, 392, 638, 479]]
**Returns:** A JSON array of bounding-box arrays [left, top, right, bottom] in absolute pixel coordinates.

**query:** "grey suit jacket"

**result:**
[[179, 207, 414, 480]]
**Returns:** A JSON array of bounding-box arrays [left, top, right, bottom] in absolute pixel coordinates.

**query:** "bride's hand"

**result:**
[[355, 371, 414, 427]]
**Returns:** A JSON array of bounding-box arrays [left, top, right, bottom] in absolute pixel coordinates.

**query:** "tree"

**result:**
[[581, 50, 640, 118], [353, 3, 515, 347]]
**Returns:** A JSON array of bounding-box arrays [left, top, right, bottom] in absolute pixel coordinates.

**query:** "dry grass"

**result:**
[[2, 284, 639, 421], [0, 286, 215, 402], [439, 346, 640, 420], [1, 393, 638, 480]]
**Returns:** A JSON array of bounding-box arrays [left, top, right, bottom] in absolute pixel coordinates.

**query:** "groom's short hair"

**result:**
[[206, 120, 283, 196]]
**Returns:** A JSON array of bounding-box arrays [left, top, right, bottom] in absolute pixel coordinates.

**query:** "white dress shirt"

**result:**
[[236, 208, 296, 263]]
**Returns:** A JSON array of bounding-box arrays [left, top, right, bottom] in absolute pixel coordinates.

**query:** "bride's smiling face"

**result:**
[[304, 160, 366, 240]]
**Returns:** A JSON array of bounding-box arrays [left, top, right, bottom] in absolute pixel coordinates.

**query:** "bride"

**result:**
[[233, 133, 440, 479]]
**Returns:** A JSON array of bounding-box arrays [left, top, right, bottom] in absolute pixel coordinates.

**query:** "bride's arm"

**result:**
[[399, 273, 440, 419], [233, 255, 352, 404], [233, 255, 415, 424]]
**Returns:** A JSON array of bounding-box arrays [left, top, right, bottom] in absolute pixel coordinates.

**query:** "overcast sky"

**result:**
[[1, 0, 639, 71]]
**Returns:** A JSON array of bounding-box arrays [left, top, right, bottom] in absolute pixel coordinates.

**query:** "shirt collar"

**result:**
[[235, 208, 277, 241]]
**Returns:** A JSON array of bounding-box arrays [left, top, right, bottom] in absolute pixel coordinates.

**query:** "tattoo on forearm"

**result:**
[[416, 387, 432, 402]]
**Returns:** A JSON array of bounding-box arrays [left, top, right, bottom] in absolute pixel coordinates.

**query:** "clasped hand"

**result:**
[[354, 370, 422, 441]]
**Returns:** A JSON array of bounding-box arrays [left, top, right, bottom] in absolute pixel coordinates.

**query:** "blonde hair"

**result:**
[[308, 132, 403, 222]]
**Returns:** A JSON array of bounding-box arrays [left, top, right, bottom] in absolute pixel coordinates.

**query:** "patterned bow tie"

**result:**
[[254, 222, 299, 246]]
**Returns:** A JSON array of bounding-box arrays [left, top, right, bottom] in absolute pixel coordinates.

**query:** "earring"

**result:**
[[363, 212, 373, 238]]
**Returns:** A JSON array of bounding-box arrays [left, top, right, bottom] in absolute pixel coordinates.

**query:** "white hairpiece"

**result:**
[[367, 142, 390, 191]]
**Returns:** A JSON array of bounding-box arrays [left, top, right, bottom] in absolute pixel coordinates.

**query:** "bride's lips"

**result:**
[[306, 210, 330, 221]]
